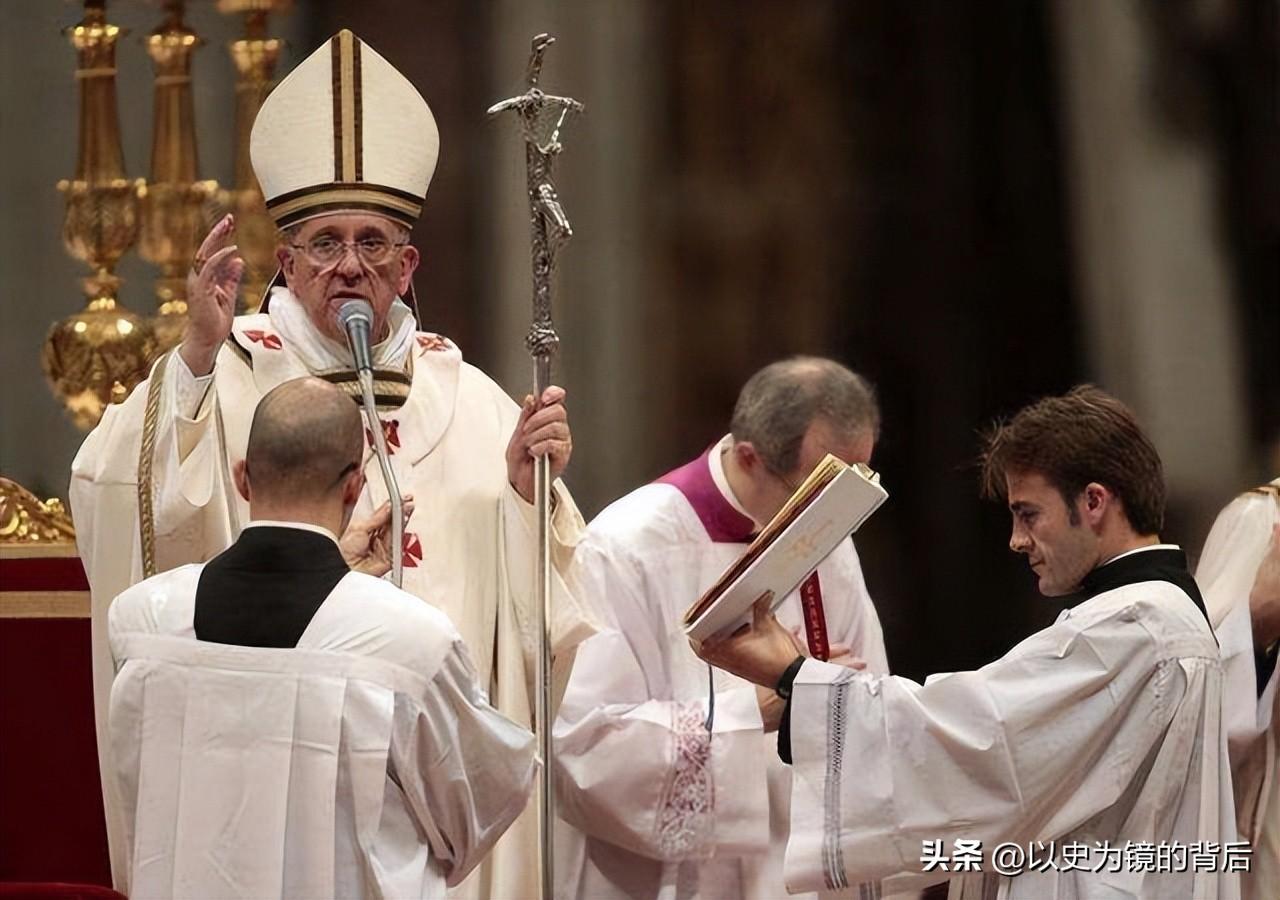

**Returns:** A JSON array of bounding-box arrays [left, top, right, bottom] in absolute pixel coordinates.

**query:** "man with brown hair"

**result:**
[[694, 385, 1238, 900]]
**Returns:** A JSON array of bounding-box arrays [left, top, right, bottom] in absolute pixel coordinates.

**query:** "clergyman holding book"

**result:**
[[553, 357, 892, 900]]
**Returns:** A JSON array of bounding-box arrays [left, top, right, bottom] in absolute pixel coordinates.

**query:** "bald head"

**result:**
[[243, 377, 364, 505], [730, 356, 880, 475]]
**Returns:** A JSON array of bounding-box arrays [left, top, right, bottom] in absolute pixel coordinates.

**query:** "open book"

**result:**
[[682, 454, 888, 641]]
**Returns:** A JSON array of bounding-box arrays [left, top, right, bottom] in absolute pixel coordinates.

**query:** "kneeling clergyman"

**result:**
[[107, 378, 536, 899], [695, 386, 1239, 900]]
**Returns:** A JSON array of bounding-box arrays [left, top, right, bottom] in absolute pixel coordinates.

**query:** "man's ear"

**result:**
[[277, 245, 295, 282], [1081, 482, 1111, 529], [233, 459, 252, 503], [396, 245, 420, 296], [341, 468, 365, 508], [733, 440, 761, 473]]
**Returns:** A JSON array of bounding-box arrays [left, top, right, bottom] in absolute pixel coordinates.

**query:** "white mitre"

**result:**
[[250, 29, 440, 229]]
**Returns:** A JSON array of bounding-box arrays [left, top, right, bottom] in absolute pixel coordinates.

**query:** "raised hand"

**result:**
[[180, 214, 244, 376], [506, 385, 572, 504]]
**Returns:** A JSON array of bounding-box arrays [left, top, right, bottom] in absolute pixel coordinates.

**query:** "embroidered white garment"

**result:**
[[169, 288, 416, 416], [70, 297, 598, 898], [107, 564, 536, 899], [268, 286, 417, 372], [553, 443, 890, 900]]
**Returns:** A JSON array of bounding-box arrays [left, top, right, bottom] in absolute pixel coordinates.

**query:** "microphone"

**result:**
[[337, 299, 375, 374], [338, 297, 404, 586]]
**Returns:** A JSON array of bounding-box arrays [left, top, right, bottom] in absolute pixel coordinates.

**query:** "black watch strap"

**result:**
[[775, 655, 806, 700]]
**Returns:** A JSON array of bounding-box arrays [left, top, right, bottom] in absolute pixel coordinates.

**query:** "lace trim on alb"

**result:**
[[655, 700, 715, 858]]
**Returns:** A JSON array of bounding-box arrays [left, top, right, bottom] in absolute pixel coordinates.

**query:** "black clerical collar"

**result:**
[[194, 523, 349, 648], [242, 519, 341, 545], [230, 524, 347, 572], [1069, 545, 1209, 624]]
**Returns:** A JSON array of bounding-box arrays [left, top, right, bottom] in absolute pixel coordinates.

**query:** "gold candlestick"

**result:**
[[137, 0, 219, 353], [42, 0, 153, 431], [218, 0, 291, 310]]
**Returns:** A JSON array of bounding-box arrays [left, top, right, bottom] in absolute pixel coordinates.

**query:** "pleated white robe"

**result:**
[[1197, 480, 1279, 900], [785, 578, 1238, 900], [554, 444, 890, 899], [107, 565, 536, 899], [71, 292, 597, 897]]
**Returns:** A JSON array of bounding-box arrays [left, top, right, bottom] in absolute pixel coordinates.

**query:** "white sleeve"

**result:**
[[69, 349, 231, 583], [148, 351, 238, 572], [1197, 490, 1280, 744], [170, 349, 216, 426], [390, 639, 537, 887], [161, 351, 218, 492], [784, 602, 1210, 894], [501, 479, 599, 660], [553, 539, 770, 861]]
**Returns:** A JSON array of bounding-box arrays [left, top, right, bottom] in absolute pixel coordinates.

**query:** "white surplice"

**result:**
[[785, 559, 1238, 900], [71, 289, 598, 897], [554, 439, 889, 899], [107, 561, 536, 899], [1197, 480, 1279, 900]]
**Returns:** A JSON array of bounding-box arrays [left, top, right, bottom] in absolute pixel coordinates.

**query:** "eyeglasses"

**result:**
[[288, 235, 409, 268]]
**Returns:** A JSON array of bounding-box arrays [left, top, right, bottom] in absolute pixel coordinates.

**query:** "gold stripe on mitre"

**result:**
[[332, 30, 363, 183], [250, 28, 439, 231], [267, 185, 423, 229]]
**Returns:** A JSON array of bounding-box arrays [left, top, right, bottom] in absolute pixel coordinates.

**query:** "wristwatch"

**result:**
[[774, 655, 806, 700]]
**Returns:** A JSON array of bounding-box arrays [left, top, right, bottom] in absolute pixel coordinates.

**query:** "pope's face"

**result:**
[[1005, 470, 1097, 597], [279, 212, 420, 344]]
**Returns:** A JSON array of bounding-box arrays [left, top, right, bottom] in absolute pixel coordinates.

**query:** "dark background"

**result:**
[[4, 0, 1275, 682]]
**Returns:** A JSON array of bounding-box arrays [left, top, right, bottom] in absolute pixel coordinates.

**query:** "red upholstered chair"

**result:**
[[0, 535, 111, 888], [0, 885, 126, 900]]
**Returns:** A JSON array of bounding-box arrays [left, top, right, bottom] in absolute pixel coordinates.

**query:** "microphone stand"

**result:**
[[341, 301, 404, 588], [357, 370, 404, 588]]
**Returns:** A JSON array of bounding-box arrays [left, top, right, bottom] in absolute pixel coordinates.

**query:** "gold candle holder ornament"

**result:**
[[218, 0, 291, 310], [0, 478, 76, 545], [137, 0, 219, 354], [42, 0, 153, 431]]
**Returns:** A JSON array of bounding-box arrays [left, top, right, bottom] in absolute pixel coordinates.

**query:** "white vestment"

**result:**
[[71, 290, 597, 897], [108, 562, 535, 899], [1197, 480, 1279, 900], [785, 558, 1238, 900], [554, 441, 890, 899]]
